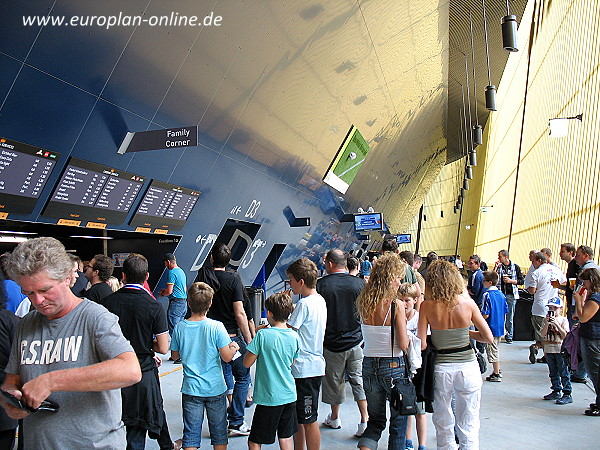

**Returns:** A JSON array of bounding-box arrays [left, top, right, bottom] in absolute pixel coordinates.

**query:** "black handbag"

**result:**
[[474, 346, 487, 374], [389, 302, 418, 415]]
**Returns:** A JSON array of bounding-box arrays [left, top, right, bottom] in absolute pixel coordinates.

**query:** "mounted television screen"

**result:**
[[323, 125, 371, 194], [354, 212, 383, 232], [396, 233, 411, 244], [0, 137, 60, 216], [129, 180, 200, 232], [42, 157, 145, 225]]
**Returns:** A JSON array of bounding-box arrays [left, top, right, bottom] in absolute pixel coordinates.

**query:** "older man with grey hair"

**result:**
[[0, 237, 141, 449]]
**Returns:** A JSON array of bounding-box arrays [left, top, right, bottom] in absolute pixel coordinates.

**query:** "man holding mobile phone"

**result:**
[[0, 237, 141, 449]]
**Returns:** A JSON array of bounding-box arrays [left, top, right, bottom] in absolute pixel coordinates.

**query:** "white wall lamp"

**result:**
[[549, 114, 583, 138]]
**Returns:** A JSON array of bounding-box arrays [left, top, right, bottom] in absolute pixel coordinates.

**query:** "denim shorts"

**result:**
[[182, 392, 228, 447]]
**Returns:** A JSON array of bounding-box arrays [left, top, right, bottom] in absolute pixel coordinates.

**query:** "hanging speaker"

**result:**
[[468, 150, 477, 167], [473, 125, 483, 146], [502, 15, 519, 52], [485, 85, 497, 111]]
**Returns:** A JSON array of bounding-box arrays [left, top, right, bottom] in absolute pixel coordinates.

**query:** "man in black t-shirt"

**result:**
[[317, 249, 368, 437], [205, 243, 252, 436], [83, 254, 114, 302], [557, 243, 580, 327], [101, 253, 172, 450]]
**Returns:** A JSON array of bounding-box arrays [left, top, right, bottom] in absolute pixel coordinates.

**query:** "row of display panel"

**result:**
[[0, 137, 199, 232]]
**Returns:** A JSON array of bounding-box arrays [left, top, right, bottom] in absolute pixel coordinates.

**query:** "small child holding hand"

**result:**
[[541, 297, 572, 404]]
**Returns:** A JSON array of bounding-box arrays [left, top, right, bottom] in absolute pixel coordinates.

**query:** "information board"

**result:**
[[42, 157, 145, 225], [130, 180, 200, 231], [0, 137, 60, 216]]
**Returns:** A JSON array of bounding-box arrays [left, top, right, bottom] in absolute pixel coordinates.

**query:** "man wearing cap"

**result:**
[[159, 253, 187, 342]]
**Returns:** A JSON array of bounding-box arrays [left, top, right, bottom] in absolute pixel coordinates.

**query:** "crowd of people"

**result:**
[[0, 236, 598, 450]]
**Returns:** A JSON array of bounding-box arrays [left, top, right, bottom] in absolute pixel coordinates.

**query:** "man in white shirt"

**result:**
[[525, 252, 566, 364]]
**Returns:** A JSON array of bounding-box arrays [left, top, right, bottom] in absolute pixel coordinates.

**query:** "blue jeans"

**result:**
[[580, 337, 600, 404], [182, 393, 228, 447], [167, 299, 187, 335], [358, 357, 408, 450], [504, 294, 516, 340], [546, 352, 571, 394], [222, 335, 251, 426], [126, 426, 147, 450]]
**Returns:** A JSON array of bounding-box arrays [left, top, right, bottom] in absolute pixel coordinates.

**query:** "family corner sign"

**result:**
[[118, 126, 198, 154]]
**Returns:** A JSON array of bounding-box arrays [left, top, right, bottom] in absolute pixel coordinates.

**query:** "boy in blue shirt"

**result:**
[[170, 282, 240, 450], [244, 291, 300, 449], [481, 271, 508, 382]]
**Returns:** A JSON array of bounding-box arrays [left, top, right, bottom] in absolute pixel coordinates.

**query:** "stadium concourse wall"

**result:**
[[405, 0, 600, 273]]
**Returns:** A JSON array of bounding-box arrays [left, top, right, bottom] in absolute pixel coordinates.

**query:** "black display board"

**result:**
[[0, 137, 60, 216], [42, 157, 145, 226], [129, 180, 200, 232]]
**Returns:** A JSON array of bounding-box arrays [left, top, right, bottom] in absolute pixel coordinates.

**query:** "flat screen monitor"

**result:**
[[0, 137, 60, 216], [396, 233, 411, 244], [42, 157, 145, 225], [354, 212, 383, 232], [129, 180, 200, 232], [323, 125, 371, 194]]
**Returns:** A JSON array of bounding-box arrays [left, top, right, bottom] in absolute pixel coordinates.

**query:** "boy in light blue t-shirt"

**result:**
[[170, 282, 239, 450], [244, 291, 300, 449]]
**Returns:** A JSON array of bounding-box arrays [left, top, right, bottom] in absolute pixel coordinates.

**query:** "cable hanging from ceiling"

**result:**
[[482, 0, 497, 111], [469, 9, 483, 148]]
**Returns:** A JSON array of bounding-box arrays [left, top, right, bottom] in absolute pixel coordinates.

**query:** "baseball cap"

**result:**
[[163, 253, 176, 262], [547, 296, 563, 307]]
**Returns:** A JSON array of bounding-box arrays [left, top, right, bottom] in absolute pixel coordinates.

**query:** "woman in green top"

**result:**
[[418, 260, 492, 450]]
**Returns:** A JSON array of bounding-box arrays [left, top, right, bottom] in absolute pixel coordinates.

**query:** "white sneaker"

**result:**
[[323, 414, 342, 429], [355, 422, 367, 437], [228, 422, 251, 436]]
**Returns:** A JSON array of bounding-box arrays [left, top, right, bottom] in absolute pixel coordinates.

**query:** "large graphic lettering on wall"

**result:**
[[190, 218, 265, 275]]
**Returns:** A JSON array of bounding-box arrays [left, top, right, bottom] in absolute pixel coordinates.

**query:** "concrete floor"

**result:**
[[153, 341, 598, 449]]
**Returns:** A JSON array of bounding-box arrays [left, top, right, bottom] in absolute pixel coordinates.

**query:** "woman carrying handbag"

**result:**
[[356, 253, 410, 450]]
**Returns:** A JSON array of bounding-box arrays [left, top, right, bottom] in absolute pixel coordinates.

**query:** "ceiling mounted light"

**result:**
[[482, 0, 497, 111], [502, 1, 519, 52], [453, 206, 458, 214], [457, 196, 463, 206], [460, 188, 466, 198], [463, 178, 470, 191], [466, 165, 474, 180]]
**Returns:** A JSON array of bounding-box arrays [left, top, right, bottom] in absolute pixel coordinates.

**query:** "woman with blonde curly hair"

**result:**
[[356, 253, 410, 450], [418, 260, 492, 450]]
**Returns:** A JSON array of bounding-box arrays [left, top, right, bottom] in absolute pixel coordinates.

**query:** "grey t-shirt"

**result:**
[[6, 298, 134, 449]]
